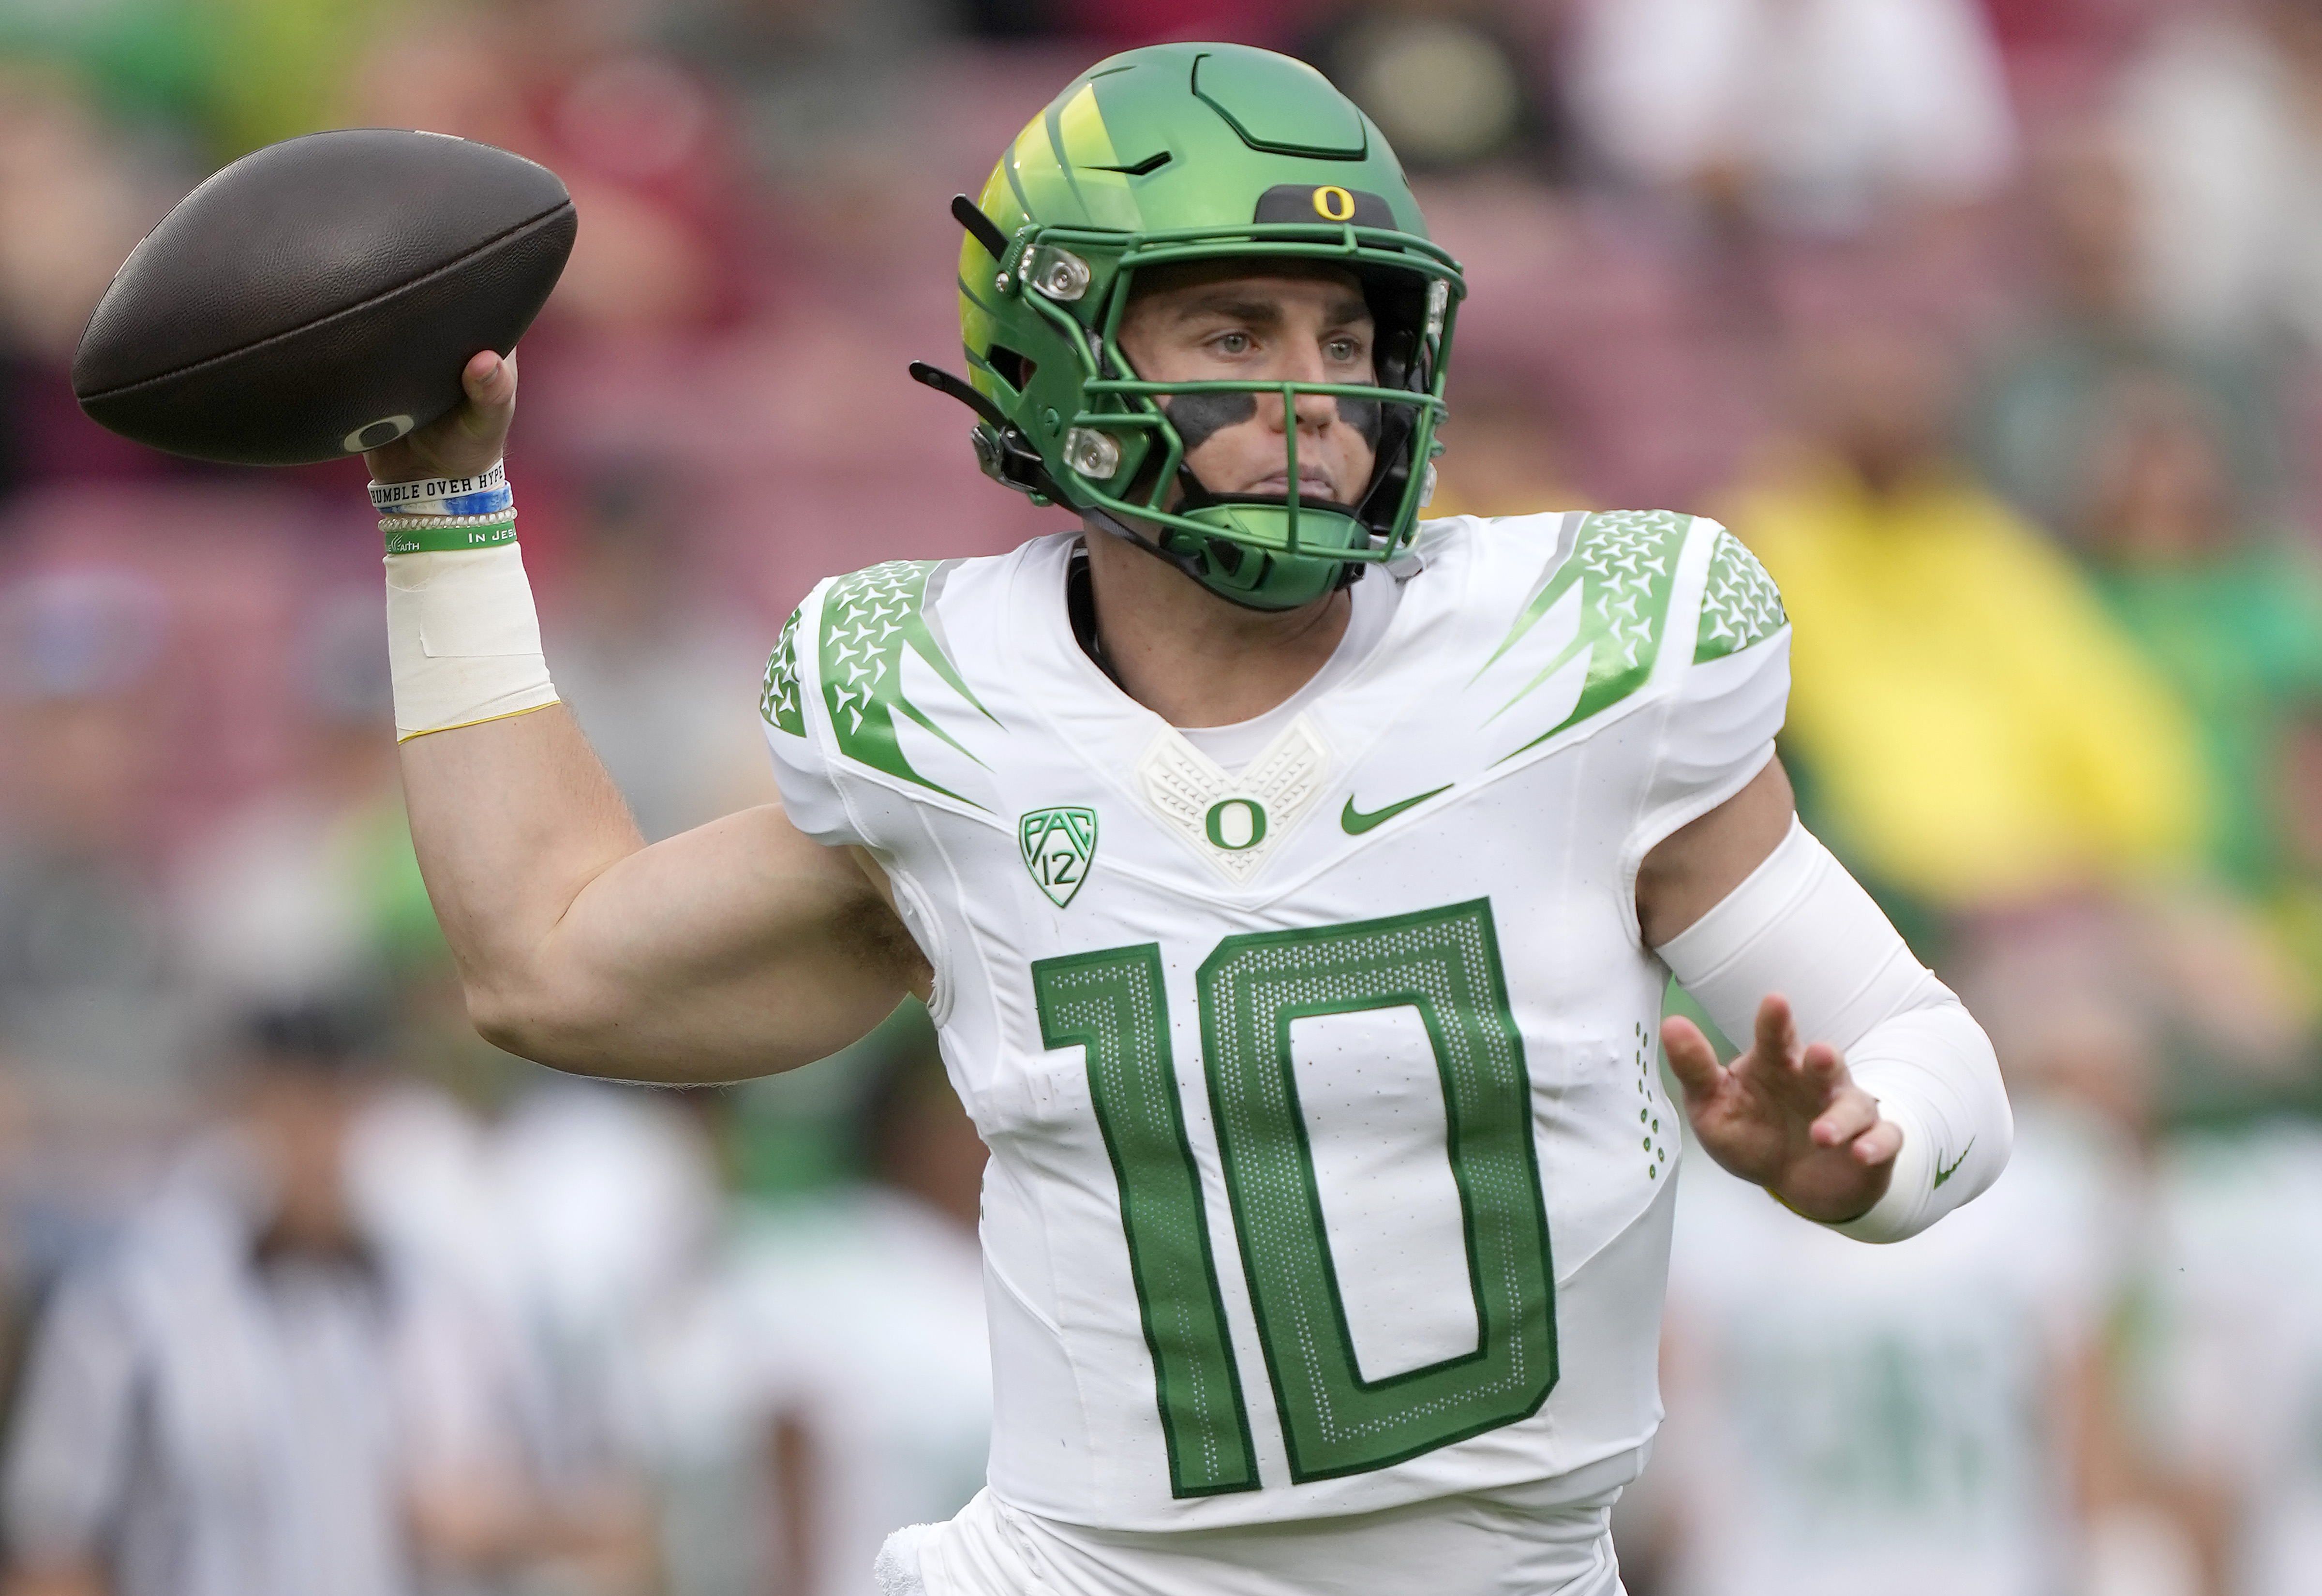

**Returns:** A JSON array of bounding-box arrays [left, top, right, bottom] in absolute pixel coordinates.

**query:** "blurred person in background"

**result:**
[[1729, 315, 2206, 931], [2143, 1121, 2322, 1596], [2114, 0, 2322, 354], [647, 1011, 987, 1596], [2071, 371, 2322, 898], [1563, 0, 2017, 236], [729, 1011, 990, 1596], [547, 461, 780, 842], [2065, 370, 2322, 1109], [0, 996, 646, 1596], [0, 63, 174, 497], [1968, 123, 2284, 546], [0, 567, 197, 1348], [654, 0, 958, 199], [1641, 1068, 2143, 1596], [350, 1049, 711, 1590], [1301, 0, 1573, 181]]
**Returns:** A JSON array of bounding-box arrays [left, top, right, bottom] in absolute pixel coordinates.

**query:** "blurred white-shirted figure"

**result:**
[[1650, 1101, 2137, 1596], [0, 1001, 586, 1596], [2113, 0, 2322, 350], [736, 1046, 990, 1596], [648, 1032, 990, 1596], [2149, 1124, 2322, 1596], [351, 1073, 713, 1570], [1567, 0, 2018, 232]]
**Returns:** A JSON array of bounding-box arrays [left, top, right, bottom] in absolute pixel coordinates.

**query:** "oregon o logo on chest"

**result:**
[[1204, 797, 1268, 851], [1311, 185, 1355, 222]]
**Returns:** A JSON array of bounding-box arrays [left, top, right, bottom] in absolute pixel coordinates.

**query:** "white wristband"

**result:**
[[385, 544, 558, 739]]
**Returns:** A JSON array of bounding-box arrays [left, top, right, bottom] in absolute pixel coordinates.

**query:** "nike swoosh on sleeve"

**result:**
[[1340, 784, 1453, 835], [1933, 1138, 1975, 1188]]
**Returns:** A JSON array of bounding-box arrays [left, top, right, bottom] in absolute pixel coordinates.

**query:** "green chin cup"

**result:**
[[1147, 501, 1369, 611], [1066, 365, 1450, 613]]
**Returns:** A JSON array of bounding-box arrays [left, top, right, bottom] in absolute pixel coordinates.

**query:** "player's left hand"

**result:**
[[1663, 994, 1900, 1223]]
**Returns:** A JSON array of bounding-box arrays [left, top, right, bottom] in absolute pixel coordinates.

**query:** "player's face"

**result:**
[[1116, 263, 1378, 505]]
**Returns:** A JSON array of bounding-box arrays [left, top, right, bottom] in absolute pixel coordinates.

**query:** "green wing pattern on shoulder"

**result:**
[[818, 560, 999, 805], [759, 605, 806, 736], [1480, 510, 1691, 760], [1694, 529, 1786, 663]]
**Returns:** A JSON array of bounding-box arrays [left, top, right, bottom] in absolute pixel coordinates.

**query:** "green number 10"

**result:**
[[1031, 898, 1557, 1497]]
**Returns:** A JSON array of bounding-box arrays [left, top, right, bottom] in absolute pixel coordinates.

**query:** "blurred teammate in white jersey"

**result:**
[[2150, 1123, 2322, 1596], [361, 42, 2013, 1596], [1650, 1097, 2136, 1596]]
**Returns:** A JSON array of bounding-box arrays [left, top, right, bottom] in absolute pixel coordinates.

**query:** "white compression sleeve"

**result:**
[[384, 546, 559, 739], [1654, 816, 2010, 1242]]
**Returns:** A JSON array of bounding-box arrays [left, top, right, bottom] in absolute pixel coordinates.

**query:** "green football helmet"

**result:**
[[911, 43, 1466, 611]]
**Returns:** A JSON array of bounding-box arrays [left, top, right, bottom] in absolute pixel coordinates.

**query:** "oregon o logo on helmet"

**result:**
[[1205, 798, 1268, 851], [1311, 185, 1356, 222]]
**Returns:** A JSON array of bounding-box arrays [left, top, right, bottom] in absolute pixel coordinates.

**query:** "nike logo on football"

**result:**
[[1933, 1138, 1975, 1189], [1340, 784, 1452, 835]]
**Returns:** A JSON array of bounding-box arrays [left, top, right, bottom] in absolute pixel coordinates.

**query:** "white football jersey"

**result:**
[[761, 511, 1788, 1531], [2149, 1125, 2322, 1596], [1656, 1105, 2134, 1596]]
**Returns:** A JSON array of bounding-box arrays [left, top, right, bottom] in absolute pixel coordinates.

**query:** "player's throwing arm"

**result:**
[[66, 129, 922, 1083], [375, 355, 927, 1082]]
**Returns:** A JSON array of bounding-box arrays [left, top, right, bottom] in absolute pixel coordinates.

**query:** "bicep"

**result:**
[[487, 802, 923, 1082], [1635, 754, 1795, 948]]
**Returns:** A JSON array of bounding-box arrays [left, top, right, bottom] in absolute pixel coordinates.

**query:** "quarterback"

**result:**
[[369, 44, 2010, 1596]]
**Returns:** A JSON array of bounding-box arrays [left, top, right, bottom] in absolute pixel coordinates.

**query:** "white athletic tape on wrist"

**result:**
[[1654, 815, 2010, 1243], [385, 544, 558, 739]]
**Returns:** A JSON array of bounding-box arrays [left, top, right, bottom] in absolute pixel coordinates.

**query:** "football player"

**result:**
[[1649, 1098, 2135, 1596], [367, 44, 2012, 1596]]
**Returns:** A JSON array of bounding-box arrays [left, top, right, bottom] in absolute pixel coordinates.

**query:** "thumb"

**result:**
[[1660, 1015, 1724, 1107], [455, 349, 517, 439]]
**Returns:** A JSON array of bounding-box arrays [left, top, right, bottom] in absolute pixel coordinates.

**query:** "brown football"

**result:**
[[73, 129, 576, 466]]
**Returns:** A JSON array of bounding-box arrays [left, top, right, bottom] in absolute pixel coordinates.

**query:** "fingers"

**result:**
[[458, 350, 518, 437], [1848, 1117, 1905, 1167], [1809, 1082, 1900, 1167], [1659, 1015, 1724, 1104], [1750, 993, 1798, 1071], [1808, 1078, 1878, 1147], [462, 348, 513, 397]]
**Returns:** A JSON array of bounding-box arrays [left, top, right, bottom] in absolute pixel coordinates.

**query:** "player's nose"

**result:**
[[1256, 366, 1342, 434]]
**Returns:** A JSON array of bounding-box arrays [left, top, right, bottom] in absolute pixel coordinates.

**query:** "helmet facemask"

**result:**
[[1034, 231, 1458, 611]]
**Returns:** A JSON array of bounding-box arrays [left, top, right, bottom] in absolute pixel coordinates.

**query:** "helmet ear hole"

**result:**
[[987, 346, 1036, 392]]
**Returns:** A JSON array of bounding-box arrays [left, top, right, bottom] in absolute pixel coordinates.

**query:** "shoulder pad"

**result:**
[[759, 604, 807, 736], [1693, 526, 1786, 664], [1484, 509, 1694, 754], [806, 559, 999, 805]]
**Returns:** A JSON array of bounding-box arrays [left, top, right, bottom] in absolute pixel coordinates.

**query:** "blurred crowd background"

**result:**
[[2, 0, 2321, 1593]]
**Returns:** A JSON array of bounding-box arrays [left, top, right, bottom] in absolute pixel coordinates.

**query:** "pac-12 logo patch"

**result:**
[[1020, 807, 1098, 908]]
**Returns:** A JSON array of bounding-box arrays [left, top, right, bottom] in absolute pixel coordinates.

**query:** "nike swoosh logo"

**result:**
[[1933, 1138, 1975, 1188], [1341, 784, 1453, 835]]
